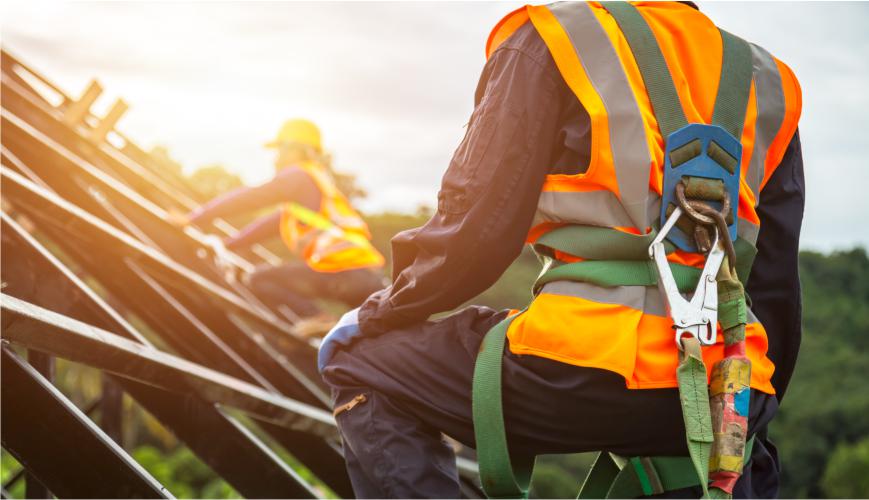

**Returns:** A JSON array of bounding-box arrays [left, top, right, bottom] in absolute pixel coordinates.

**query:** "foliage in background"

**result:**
[[1, 451, 25, 499], [132, 446, 239, 499], [770, 249, 869, 498]]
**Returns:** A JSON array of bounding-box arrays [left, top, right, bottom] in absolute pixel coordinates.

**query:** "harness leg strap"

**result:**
[[472, 314, 535, 499]]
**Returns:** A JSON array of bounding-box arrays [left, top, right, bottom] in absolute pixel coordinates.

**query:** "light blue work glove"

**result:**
[[317, 307, 361, 373]]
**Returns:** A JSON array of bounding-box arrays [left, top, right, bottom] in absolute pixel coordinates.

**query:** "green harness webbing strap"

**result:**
[[472, 313, 535, 499], [533, 226, 757, 295], [711, 30, 755, 138], [601, 2, 755, 138], [600, 1, 688, 139], [578, 438, 756, 498], [534, 224, 675, 261], [536, 259, 701, 294], [676, 336, 714, 498], [535, 225, 757, 288]]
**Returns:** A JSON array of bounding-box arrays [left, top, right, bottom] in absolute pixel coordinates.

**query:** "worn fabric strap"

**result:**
[[533, 225, 758, 293], [676, 337, 714, 498], [601, 1, 689, 138], [534, 225, 674, 261], [472, 314, 535, 498], [534, 259, 702, 295], [716, 254, 748, 345], [711, 29, 755, 138]]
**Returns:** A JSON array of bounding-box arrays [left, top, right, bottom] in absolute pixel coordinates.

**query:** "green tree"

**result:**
[[820, 437, 869, 498], [772, 248, 869, 497]]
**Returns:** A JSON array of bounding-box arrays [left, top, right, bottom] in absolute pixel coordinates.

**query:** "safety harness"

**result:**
[[471, 2, 756, 498]]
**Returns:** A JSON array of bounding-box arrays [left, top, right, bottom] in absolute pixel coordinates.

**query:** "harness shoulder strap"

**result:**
[[712, 29, 754, 138], [600, 1, 688, 139], [600, 2, 754, 138]]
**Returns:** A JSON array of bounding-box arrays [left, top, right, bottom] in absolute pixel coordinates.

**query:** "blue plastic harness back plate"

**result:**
[[660, 123, 742, 252]]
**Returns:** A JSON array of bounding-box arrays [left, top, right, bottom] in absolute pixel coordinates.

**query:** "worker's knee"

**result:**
[[319, 340, 367, 390], [330, 387, 461, 498]]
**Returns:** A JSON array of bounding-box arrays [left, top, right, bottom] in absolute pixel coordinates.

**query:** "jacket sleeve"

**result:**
[[187, 167, 320, 224], [358, 27, 572, 336], [745, 129, 805, 400], [225, 210, 282, 250]]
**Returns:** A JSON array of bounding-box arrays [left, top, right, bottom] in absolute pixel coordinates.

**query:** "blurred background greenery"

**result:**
[[3, 159, 866, 498]]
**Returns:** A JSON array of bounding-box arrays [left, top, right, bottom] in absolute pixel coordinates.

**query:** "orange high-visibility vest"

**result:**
[[488, 2, 801, 394], [280, 161, 385, 273]]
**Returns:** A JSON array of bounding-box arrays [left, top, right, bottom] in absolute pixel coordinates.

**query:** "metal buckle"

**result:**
[[649, 206, 724, 350], [660, 123, 741, 252]]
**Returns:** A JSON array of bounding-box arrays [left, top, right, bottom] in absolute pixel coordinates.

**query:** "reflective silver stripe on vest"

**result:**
[[533, 190, 661, 229], [737, 218, 760, 245], [544, 2, 652, 230], [747, 43, 786, 204], [540, 280, 760, 323]]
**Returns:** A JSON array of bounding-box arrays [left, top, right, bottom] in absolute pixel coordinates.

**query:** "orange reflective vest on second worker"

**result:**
[[279, 161, 385, 273], [487, 2, 801, 394]]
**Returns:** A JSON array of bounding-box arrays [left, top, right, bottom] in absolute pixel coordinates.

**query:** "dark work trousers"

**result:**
[[246, 262, 385, 317], [321, 306, 782, 499]]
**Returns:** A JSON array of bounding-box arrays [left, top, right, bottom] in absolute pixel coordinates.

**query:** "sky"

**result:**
[[2, 1, 867, 251]]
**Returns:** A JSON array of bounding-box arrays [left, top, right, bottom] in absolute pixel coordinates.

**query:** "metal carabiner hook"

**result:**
[[650, 206, 724, 350]]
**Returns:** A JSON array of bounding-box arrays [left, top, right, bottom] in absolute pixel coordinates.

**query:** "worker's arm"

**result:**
[[186, 167, 320, 225], [358, 24, 584, 336], [224, 210, 282, 250], [746, 130, 805, 400]]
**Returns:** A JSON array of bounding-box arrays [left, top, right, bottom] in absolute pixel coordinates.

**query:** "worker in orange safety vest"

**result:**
[[180, 119, 385, 318], [318, 2, 803, 498]]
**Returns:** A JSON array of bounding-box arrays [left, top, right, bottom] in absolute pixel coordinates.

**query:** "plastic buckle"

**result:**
[[660, 123, 741, 252]]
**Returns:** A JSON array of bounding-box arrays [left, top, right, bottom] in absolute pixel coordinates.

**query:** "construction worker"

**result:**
[[180, 119, 385, 317], [319, 2, 803, 498]]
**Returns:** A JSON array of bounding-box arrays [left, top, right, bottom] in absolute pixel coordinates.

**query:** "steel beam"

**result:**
[[1, 215, 334, 497], [2, 63, 283, 268], [1, 294, 336, 437], [0, 159, 320, 378], [1, 166, 328, 404], [0, 54, 484, 497], [25, 350, 54, 499], [0, 347, 172, 499], [1, 89, 325, 388], [121, 379, 317, 499]]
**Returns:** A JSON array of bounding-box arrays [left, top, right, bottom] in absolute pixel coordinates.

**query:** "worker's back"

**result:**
[[487, 1, 801, 394], [318, 3, 805, 498]]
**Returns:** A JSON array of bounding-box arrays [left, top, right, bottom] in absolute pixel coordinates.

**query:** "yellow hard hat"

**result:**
[[265, 119, 322, 152]]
